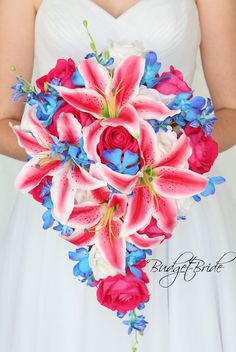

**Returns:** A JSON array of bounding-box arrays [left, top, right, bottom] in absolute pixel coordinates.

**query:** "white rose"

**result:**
[[138, 85, 176, 105], [106, 40, 145, 67], [155, 128, 178, 160], [89, 246, 118, 280], [176, 197, 195, 216]]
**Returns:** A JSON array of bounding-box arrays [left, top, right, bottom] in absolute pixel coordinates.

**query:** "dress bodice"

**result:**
[[33, 0, 201, 83]]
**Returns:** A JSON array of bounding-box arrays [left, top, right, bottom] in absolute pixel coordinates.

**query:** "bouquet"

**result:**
[[10, 21, 225, 351]]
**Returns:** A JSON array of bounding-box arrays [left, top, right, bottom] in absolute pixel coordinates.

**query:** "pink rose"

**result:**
[[154, 65, 191, 95], [36, 58, 77, 93], [184, 125, 218, 174], [97, 126, 140, 164], [48, 103, 95, 136], [97, 271, 149, 313], [138, 217, 172, 242]]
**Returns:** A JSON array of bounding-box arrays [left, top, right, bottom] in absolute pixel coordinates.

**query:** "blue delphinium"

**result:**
[[48, 136, 93, 169], [117, 310, 148, 336], [85, 52, 114, 67], [103, 149, 140, 175], [123, 311, 148, 335], [68, 138, 94, 168], [68, 248, 95, 286], [168, 92, 217, 135], [148, 116, 173, 133], [141, 51, 162, 88], [71, 68, 85, 86], [53, 223, 74, 236], [126, 242, 152, 280], [11, 71, 38, 102], [193, 176, 225, 202], [39, 181, 55, 230], [34, 95, 64, 127]]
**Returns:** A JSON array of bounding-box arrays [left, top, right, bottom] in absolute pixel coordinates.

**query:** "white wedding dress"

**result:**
[[0, 0, 236, 351]]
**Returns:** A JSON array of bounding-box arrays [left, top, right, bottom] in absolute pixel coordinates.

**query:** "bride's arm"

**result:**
[[0, 0, 38, 161], [196, 0, 236, 153]]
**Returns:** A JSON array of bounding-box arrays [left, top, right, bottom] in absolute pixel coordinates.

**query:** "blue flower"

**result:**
[[126, 242, 152, 280], [71, 68, 85, 86], [123, 311, 148, 335], [193, 176, 225, 202], [168, 93, 217, 135], [68, 248, 94, 286], [103, 149, 140, 175], [148, 117, 173, 133], [141, 51, 162, 88], [42, 209, 55, 230], [11, 76, 37, 102], [85, 52, 114, 67], [32, 95, 64, 128], [53, 223, 74, 236], [68, 138, 93, 168]]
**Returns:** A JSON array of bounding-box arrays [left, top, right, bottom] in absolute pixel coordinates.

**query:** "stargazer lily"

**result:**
[[63, 185, 127, 272], [93, 122, 208, 234], [51, 55, 177, 138], [11, 108, 106, 224]]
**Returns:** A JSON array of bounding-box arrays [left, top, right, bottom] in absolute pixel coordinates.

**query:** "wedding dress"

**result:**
[[0, 0, 236, 351]]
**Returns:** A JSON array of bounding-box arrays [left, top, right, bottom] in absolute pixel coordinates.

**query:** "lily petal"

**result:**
[[11, 124, 48, 155], [154, 167, 208, 198], [121, 186, 153, 237], [56, 112, 82, 145], [129, 233, 165, 248], [68, 165, 107, 190], [108, 193, 127, 219], [27, 108, 54, 147], [78, 58, 110, 96], [94, 163, 138, 194], [83, 121, 106, 162], [15, 154, 60, 192], [130, 95, 179, 121], [67, 204, 104, 228], [112, 55, 145, 108], [152, 196, 177, 232], [101, 104, 140, 138], [51, 163, 77, 224], [94, 219, 126, 272], [51, 85, 105, 118], [155, 133, 192, 168], [63, 229, 95, 246], [139, 121, 159, 165]]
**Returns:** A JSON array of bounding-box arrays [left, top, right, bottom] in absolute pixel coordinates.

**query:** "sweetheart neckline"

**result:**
[[84, 0, 145, 21]]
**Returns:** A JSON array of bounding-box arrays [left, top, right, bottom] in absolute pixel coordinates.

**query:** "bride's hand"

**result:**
[[196, 0, 236, 153], [0, 0, 37, 161]]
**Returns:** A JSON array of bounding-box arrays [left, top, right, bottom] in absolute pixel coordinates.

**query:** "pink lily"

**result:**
[[63, 187, 127, 272], [51, 56, 177, 137], [93, 122, 208, 234], [12, 108, 106, 224], [121, 123, 208, 234]]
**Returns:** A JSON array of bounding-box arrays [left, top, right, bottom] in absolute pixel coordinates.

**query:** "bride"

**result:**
[[0, 0, 236, 351]]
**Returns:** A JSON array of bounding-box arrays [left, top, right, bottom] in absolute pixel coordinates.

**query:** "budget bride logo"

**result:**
[[147, 251, 236, 288]]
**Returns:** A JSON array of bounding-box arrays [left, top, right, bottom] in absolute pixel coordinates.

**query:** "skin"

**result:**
[[0, 0, 235, 162]]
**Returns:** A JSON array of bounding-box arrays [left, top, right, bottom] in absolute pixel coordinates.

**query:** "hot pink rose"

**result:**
[[97, 271, 150, 313], [138, 217, 172, 242], [97, 126, 140, 163], [154, 65, 191, 95], [48, 103, 95, 136], [36, 58, 77, 93], [184, 125, 218, 174]]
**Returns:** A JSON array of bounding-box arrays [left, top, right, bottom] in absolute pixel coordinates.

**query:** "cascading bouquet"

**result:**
[[10, 21, 225, 351]]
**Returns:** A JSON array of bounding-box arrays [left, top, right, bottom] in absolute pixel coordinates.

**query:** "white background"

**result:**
[[0, 52, 236, 238]]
